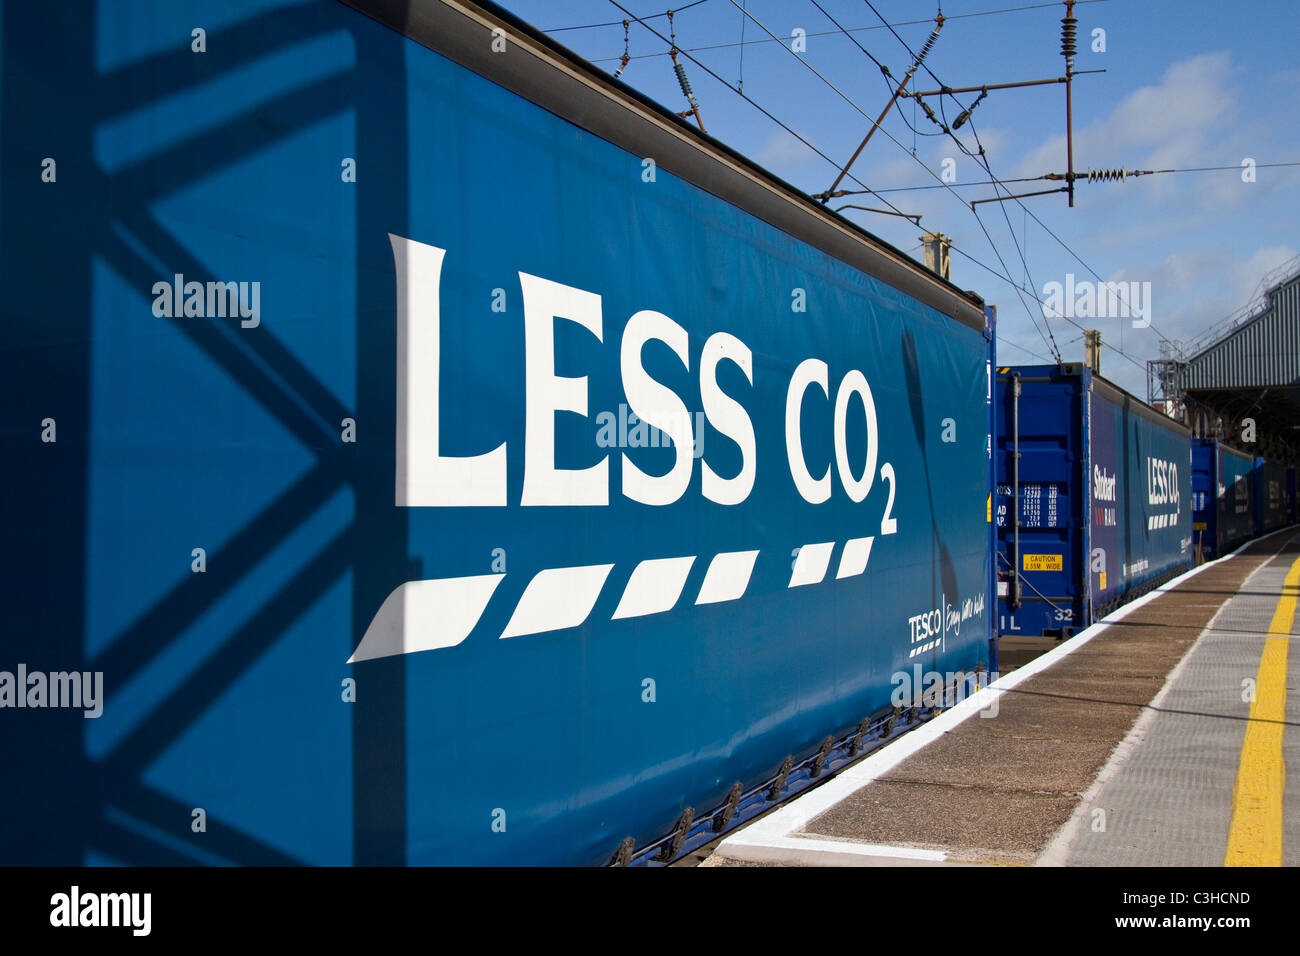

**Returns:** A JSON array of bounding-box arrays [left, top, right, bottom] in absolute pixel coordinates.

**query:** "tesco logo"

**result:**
[[908, 609, 942, 642]]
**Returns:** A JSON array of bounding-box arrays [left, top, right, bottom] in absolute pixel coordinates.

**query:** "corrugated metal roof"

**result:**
[[1182, 272, 1300, 389]]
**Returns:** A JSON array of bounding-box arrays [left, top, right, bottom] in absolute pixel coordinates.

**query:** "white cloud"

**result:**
[[1013, 52, 1238, 181], [1107, 243, 1299, 346], [755, 128, 819, 170], [1272, 67, 1300, 90]]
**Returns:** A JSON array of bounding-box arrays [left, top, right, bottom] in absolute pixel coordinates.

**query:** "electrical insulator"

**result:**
[[614, 19, 630, 78], [916, 28, 940, 66], [673, 60, 699, 111], [905, 26, 941, 80], [673, 60, 693, 98], [952, 88, 988, 130], [1060, 15, 1077, 71], [1086, 168, 1128, 183]]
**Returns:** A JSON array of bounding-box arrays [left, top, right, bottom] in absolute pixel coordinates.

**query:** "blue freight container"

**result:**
[[0, 0, 995, 865], [1252, 458, 1289, 536], [994, 364, 1192, 637], [1191, 440, 1256, 559]]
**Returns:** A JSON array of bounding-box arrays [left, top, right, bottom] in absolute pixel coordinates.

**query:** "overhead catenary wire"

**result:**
[[902, 88, 1180, 358], [956, 111, 1061, 358], [736, 0, 746, 91], [860, 0, 953, 94], [948, 240, 1149, 375], [1015, 182, 1184, 354], [598, 0, 1078, 368], [961, 163, 1151, 374], [667, 9, 707, 131], [547, 0, 710, 34], [977, 192, 1061, 361], [819, 6, 945, 200], [813, 0, 1154, 371], [842, 155, 1300, 358], [559, 0, 1109, 42], [805, 0, 947, 145], [963, 114, 1063, 361], [602, 0, 922, 226], [948, 237, 1149, 376], [827, 162, 1300, 194], [806, 0, 949, 197], [715, 0, 1063, 361], [594, 0, 1163, 375], [876, 14, 1171, 365], [998, 337, 1056, 364], [1134, 161, 1300, 174], [913, 62, 1055, 338], [775, 2, 1056, 363], [614, 18, 631, 77]]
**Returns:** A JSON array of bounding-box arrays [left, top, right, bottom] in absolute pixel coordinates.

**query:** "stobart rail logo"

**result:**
[[347, 235, 910, 662], [1093, 464, 1117, 527]]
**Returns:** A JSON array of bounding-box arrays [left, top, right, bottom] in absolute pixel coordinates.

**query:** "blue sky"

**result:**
[[498, 0, 1300, 398]]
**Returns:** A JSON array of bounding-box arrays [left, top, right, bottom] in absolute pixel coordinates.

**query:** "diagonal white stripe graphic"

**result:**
[[789, 541, 835, 587], [836, 536, 875, 578], [348, 574, 506, 663], [501, 564, 615, 639], [612, 556, 696, 620], [695, 550, 760, 605]]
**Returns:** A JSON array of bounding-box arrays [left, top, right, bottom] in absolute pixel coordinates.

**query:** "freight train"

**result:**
[[994, 363, 1193, 638], [1, 0, 996, 867], [0, 0, 1291, 868], [1187, 443, 1294, 560], [995, 366, 1295, 638]]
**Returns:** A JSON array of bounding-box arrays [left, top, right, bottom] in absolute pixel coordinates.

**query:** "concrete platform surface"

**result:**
[[706, 529, 1299, 867]]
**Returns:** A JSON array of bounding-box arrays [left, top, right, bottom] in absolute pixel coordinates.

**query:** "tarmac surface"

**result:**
[[701, 529, 1299, 867]]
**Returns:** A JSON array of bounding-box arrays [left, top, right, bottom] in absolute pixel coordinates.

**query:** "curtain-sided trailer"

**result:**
[[994, 364, 1192, 638], [1252, 458, 1289, 537], [1, 0, 995, 865], [1191, 440, 1256, 560]]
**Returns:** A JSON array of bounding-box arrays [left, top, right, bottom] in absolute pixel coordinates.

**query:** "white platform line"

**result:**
[[718, 834, 947, 866]]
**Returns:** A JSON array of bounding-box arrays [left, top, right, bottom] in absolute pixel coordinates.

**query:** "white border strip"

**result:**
[[715, 527, 1298, 864]]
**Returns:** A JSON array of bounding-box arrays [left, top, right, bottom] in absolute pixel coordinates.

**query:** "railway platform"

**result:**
[[703, 528, 1300, 867]]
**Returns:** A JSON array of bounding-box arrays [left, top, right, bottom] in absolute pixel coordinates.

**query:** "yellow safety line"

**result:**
[[1223, 549, 1299, 866]]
